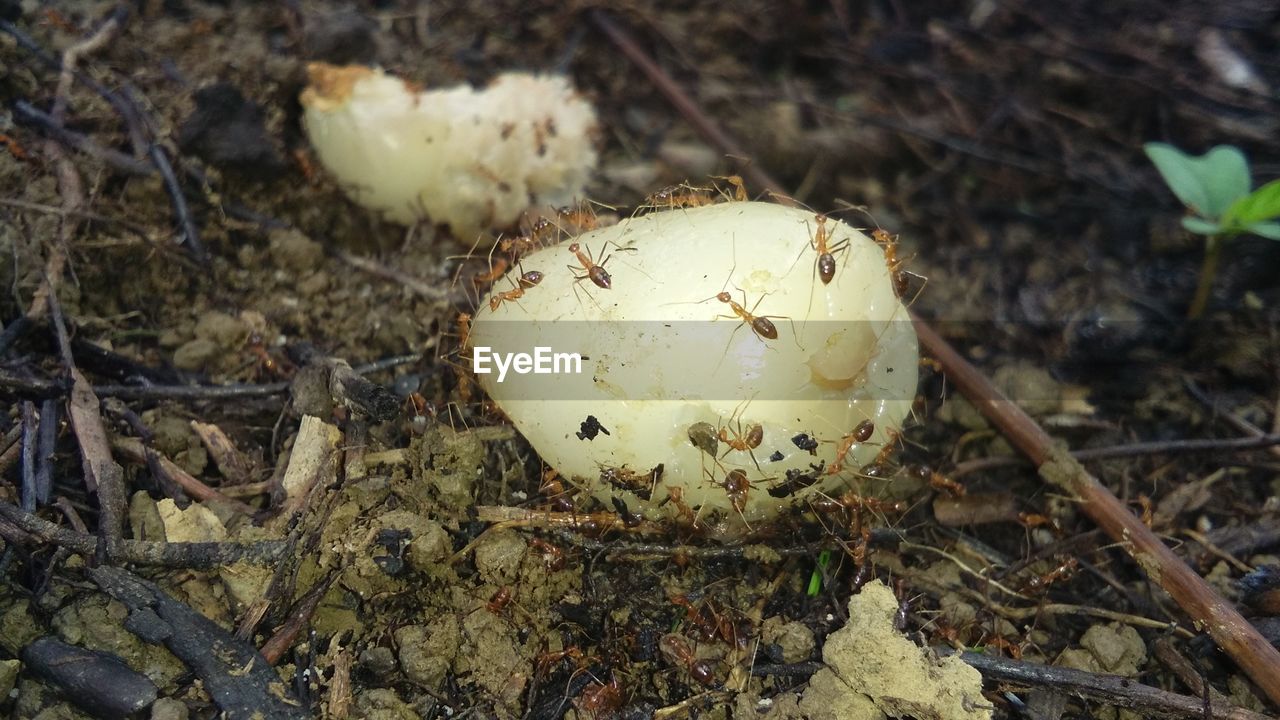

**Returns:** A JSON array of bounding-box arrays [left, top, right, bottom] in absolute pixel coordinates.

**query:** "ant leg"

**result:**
[[778, 314, 803, 351], [711, 318, 748, 373], [571, 277, 606, 315]]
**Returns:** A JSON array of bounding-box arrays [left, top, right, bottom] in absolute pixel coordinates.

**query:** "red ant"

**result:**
[[539, 467, 576, 512], [909, 464, 966, 497], [708, 466, 768, 531], [712, 285, 783, 341], [535, 647, 588, 677], [529, 216, 559, 245], [711, 175, 748, 202], [576, 673, 622, 718], [402, 392, 434, 435], [980, 634, 1024, 660], [243, 332, 295, 380], [498, 233, 537, 258], [527, 537, 566, 571], [600, 463, 663, 501], [1024, 557, 1078, 592], [1018, 512, 1056, 530], [663, 486, 701, 529], [643, 183, 714, 211], [666, 254, 797, 358], [487, 586, 513, 614], [456, 312, 472, 351], [825, 491, 906, 515], [717, 400, 764, 470], [488, 268, 544, 312], [871, 227, 926, 302], [671, 594, 750, 649], [0, 134, 30, 162], [473, 255, 510, 289], [871, 428, 902, 467], [659, 634, 715, 686], [825, 419, 875, 476], [721, 469, 752, 517], [671, 594, 721, 642], [807, 214, 851, 285], [557, 203, 601, 233], [1137, 494, 1153, 528], [450, 312, 475, 404], [568, 241, 632, 290]]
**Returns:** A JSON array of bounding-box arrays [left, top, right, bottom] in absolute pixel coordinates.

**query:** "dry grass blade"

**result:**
[[67, 369, 127, 542]]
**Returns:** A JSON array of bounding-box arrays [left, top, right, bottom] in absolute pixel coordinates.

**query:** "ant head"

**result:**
[[568, 242, 580, 252], [715, 291, 732, 303]]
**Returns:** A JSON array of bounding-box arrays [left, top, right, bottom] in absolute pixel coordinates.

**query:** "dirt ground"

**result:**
[[2, 1, 1280, 719]]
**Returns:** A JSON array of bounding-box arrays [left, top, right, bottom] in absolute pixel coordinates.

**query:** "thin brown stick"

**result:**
[[334, 249, 451, 301], [913, 317, 1280, 707], [50, 12, 124, 124], [19, 13, 123, 325], [0, 499, 284, 567], [941, 649, 1269, 720], [0, 197, 154, 235], [111, 436, 259, 516], [0, 423, 23, 476], [588, 10, 791, 201], [259, 569, 339, 665], [949, 433, 1280, 478], [11, 101, 155, 176], [67, 370, 128, 544], [1184, 377, 1280, 461], [1153, 638, 1231, 707]]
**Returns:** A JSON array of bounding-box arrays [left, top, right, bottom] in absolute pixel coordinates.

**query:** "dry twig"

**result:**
[[0, 498, 284, 567], [945, 649, 1269, 720], [112, 436, 259, 516]]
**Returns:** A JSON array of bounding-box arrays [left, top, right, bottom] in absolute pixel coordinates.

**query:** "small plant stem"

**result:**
[[1188, 234, 1223, 319]]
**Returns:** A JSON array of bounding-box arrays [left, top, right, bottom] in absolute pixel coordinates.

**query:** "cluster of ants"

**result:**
[[533, 409, 965, 536], [449, 175, 927, 512], [455, 172, 917, 327], [487, 570, 756, 710], [502, 476, 987, 711], [498, 472, 1070, 709]]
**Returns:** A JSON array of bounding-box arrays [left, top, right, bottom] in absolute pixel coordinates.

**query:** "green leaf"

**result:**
[[1145, 143, 1251, 219], [807, 550, 832, 596], [1224, 179, 1280, 227], [1181, 217, 1223, 236], [1245, 221, 1280, 240]]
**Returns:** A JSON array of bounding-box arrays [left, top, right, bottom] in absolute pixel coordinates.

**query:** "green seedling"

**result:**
[[807, 550, 832, 596], [1144, 143, 1280, 318]]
